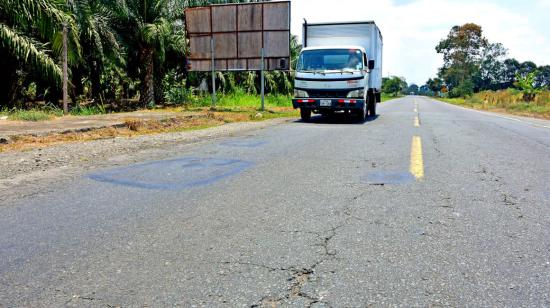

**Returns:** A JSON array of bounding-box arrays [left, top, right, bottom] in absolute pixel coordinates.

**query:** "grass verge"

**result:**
[[1, 109, 62, 121], [381, 93, 403, 102], [436, 89, 550, 119], [0, 107, 298, 152]]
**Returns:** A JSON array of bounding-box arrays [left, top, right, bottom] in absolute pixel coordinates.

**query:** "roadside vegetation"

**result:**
[[0, 107, 297, 152], [439, 89, 550, 119], [0, 0, 299, 120], [415, 23, 550, 117]]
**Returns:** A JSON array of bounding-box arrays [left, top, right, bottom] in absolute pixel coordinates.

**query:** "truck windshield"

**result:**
[[297, 49, 363, 72]]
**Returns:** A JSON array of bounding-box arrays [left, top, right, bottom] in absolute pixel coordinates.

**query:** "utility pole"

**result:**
[[211, 37, 217, 109], [62, 22, 69, 115], [260, 48, 265, 111]]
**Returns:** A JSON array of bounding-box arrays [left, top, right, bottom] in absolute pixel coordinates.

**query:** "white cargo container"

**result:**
[[292, 21, 383, 121]]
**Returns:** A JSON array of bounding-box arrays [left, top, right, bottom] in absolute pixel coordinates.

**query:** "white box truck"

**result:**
[[292, 21, 383, 121]]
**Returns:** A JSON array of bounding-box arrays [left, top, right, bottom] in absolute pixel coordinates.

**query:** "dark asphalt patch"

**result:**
[[220, 139, 268, 148], [361, 171, 415, 185], [88, 157, 252, 190]]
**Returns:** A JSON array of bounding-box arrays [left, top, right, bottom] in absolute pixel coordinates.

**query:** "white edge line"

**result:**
[[428, 98, 550, 130]]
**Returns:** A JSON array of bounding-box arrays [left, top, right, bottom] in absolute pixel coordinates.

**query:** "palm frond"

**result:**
[[0, 0, 81, 62], [0, 23, 62, 85]]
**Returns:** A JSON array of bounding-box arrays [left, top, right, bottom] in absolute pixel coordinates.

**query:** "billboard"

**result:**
[[184, 1, 291, 71]]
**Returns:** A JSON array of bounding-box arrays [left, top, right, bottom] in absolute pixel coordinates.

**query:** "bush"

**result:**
[[70, 104, 107, 116], [449, 80, 474, 98]]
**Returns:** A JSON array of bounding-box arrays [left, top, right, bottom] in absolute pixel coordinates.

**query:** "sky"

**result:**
[[290, 0, 550, 85]]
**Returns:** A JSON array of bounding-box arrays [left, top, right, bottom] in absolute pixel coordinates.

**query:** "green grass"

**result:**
[[3, 109, 62, 121], [436, 89, 550, 118], [70, 105, 107, 116], [507, 103, 550, 114], [381, 93, 403, 102], [1, 104, 108, 121], [188, 91, 293, 108], [438, 97, 469, 106]]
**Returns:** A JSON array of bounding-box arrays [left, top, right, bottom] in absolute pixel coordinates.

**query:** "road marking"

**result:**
[[410, 136, 424, 180], [414, 115, 420, 127], [484, 112, 550, 129]]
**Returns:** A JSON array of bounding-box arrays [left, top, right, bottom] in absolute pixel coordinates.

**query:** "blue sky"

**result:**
[[291, 0, 550, 85]]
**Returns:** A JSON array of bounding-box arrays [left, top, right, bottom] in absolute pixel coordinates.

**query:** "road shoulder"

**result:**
[[0, 117, 292, 206]]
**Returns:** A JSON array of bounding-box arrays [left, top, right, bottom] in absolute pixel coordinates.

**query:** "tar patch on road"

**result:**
[[88, 157, 252, 190], [361, 171, 415, 185], [220, 139, 268, 148]]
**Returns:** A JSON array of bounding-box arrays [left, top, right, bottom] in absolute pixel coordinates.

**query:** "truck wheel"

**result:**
[[357, 102, 367, 122], [368, 98, 377, 117], [300, 108, 311, 122]]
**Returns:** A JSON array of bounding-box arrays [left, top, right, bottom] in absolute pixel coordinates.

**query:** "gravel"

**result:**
[[0, 118, 291, 204]]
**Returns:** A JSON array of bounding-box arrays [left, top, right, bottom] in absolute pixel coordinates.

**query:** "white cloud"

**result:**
[[291, 0, 550, 84]]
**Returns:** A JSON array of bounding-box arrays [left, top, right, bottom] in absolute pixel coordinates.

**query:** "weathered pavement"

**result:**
[[1, 96, 549, 306]]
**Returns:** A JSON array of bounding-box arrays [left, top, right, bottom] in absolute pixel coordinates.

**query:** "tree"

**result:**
[[426, 78, 443, 96], [0, 0, 80, 105], [535, 65, 550, 89], [519, 61, 537, 77], [500, 58, 521, 89], [406, 84, 419, 95], [383, 76, 407, 97], [109, 0, 176, 107], [418, 85, 432, 96], [69, 0, 121, 102], [290, 34, 301, 70], [474, 42, 507, 91], [515, 71, 541, 102], [436, 23, 488, 97]]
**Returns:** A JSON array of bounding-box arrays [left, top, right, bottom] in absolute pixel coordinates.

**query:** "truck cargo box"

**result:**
[[303, 21, 383, 91]]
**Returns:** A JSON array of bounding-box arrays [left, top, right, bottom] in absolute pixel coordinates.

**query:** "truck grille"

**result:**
[[306, 89, 351, 98]]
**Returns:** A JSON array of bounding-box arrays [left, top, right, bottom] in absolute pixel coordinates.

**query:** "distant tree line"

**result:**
[[421, 23, 549, 100]]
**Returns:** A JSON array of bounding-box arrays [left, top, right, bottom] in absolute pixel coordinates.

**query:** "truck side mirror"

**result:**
[[368, 60, 375, 70]]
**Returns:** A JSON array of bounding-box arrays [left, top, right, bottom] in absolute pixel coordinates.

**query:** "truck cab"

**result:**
[[292, 21, 383, 122]]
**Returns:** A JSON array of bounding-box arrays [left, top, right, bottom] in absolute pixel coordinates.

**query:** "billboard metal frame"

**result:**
[[184, 1, 291, 110], [184, 1, 291, 72]]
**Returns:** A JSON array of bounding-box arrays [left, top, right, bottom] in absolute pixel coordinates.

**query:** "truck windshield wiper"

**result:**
[[299, 70, 326, 75], [340, 69, 360, 74]]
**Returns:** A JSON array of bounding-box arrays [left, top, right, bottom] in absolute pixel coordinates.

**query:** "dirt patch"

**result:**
[[0, 108, 297, 153]]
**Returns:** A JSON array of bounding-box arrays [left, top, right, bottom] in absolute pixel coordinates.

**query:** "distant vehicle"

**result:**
[[293, 21, 383, 121]]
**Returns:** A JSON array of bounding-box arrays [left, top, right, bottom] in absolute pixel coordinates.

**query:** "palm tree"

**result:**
[[68, 0, 121, 101], [108, 0, 176, 106], [0, 0, 80, 104]]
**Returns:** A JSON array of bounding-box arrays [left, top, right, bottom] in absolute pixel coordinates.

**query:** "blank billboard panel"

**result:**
[[185, 1, 290, 71]]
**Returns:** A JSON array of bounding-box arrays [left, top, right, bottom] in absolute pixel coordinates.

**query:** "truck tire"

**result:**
[[368, 95, 377, 117], [300, 108, 311, 122], [357, 101, 367, 122]]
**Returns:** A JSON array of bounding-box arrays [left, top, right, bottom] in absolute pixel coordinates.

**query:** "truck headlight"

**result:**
[[294, 89, 309, 98], [347, 89, 365, 98]]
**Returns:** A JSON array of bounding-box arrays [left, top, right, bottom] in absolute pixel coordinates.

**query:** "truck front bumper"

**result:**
[[292, 98, 365, 110]]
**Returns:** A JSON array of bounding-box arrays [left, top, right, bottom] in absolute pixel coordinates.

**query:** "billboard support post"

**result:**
[[185, 1, 291, 112], [260, 48, 265, 112], [211, 37, 217, 109]]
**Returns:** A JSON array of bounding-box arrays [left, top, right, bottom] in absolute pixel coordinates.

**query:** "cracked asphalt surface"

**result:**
[[1, 96, 550, 307]]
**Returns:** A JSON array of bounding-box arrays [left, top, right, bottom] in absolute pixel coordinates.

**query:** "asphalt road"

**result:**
[[1, 96, 550, 307]]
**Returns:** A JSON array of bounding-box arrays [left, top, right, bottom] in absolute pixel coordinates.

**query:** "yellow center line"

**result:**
[[410, 136, 424, 180], [414, 115, 420, 127]]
